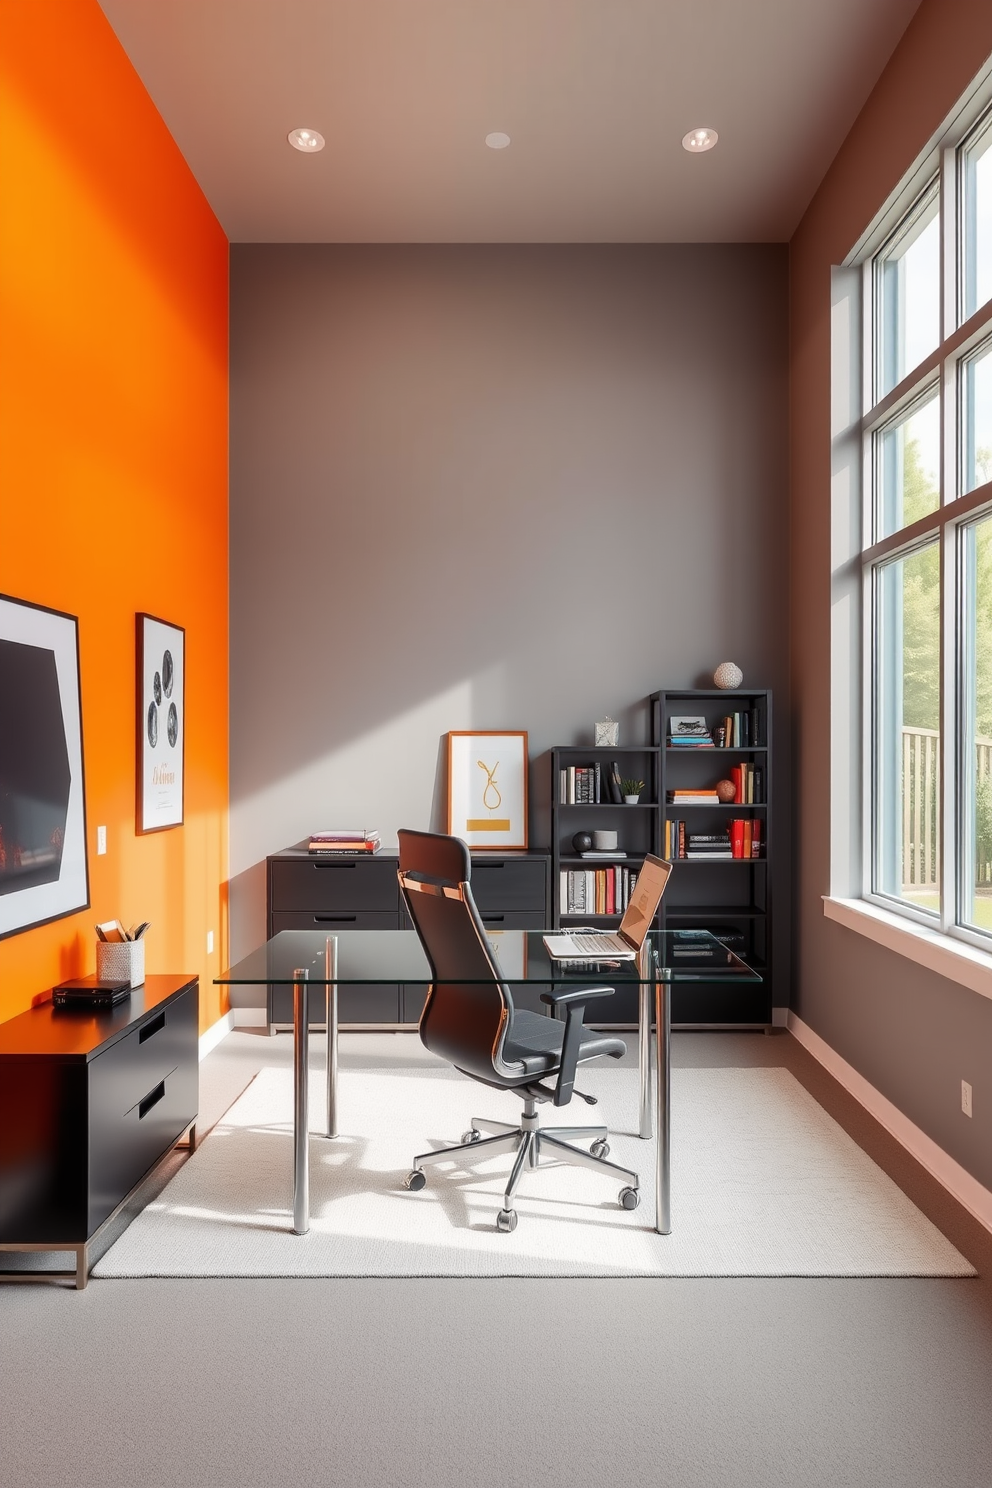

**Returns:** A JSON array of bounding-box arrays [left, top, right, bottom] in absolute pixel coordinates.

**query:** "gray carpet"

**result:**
[[2, 1030, 991, 1488]]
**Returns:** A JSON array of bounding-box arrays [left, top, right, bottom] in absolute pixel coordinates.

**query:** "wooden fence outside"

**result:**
[[902, 728, 992, 889]]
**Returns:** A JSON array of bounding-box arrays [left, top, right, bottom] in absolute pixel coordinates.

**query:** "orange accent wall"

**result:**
[[0, 0, 229, 1031]]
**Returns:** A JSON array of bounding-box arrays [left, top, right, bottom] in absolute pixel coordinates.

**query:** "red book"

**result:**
[[730, 818, 745, 859], [751, 819, 762, 858]]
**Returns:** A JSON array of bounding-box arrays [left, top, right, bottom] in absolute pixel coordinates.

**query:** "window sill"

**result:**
[[823, 897, 992, 1001]]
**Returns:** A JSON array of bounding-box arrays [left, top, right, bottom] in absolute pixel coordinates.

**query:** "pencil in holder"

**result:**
[[96, 939, 145, 988]]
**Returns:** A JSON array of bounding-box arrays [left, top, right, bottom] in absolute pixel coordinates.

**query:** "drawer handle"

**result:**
[[479, 862, 506, 869], [312, 861, 356, 869], [482, 914, 505, 923], [138, 1081, 166, 1119], [313, 914, 357, 923], [139, 1011, 166, 1043]]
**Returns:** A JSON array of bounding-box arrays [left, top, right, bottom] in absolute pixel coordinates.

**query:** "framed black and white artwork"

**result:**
[[0, 593, 89, 939], [137, 612, 185, 833]]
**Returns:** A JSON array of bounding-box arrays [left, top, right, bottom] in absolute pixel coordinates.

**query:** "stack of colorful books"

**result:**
[[668, 715, 715, 748], [307, 829, 381, 855]]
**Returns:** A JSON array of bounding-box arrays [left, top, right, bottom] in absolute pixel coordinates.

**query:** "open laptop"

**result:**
[[542, 854, 672, 961]]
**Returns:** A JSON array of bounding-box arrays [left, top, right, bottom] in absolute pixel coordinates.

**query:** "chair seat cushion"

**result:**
[[501, 1008, 626, 1076]]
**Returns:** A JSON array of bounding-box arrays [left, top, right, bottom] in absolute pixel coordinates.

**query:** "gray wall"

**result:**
[[229, 245, 790, 961]]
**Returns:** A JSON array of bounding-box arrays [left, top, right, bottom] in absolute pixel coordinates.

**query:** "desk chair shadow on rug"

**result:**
[[397, 829, 639, 1233]]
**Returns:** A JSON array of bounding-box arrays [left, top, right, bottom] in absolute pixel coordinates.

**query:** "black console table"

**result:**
[[266, 845, 550, 1031], [0, 974, 198, 1288]]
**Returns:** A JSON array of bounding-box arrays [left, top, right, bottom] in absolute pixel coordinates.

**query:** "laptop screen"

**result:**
[[618, 855, 672, 948]]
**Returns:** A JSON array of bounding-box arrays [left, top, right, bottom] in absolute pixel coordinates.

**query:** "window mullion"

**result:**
[[940, 513, 957, 934], [941, 145, 957, 340], [940, 324, 955, 933]]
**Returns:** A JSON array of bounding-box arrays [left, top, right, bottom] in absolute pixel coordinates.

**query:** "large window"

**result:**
[[860, 102, 992, 947]]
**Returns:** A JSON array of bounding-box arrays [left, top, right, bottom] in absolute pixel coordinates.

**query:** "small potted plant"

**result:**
[[620, 777, 645, 805]]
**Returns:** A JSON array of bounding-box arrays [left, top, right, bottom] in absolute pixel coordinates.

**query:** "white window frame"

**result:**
[[828, 59, 992, 991]]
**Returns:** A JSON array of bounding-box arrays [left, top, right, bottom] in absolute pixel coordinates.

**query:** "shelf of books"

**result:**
[[650, 688, 773, 1026], [551, 745, 659, 926]]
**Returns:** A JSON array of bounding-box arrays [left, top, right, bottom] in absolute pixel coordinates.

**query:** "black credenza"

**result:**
[[0, 975, 198, 1288], [266, 845, 551, 1030]]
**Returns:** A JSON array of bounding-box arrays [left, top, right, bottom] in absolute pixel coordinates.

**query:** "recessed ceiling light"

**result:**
[[288, 128, 325, 153], [485, 132, 511, 150], [682, 127, 718, 153]]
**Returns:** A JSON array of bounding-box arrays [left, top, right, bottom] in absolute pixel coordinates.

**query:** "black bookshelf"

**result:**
[[550, 745, 659, 1023], [652, 687, 773, 1028], [551, 746, 661, 917]]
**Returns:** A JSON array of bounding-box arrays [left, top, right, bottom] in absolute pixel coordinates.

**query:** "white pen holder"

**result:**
[[97, 939, 145, 988]]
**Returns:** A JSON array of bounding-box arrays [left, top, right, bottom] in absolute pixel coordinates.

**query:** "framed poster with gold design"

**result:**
[[446, 731, 528, 850]]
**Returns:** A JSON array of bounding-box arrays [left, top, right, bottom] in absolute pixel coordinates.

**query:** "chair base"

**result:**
[[407, 1099, 639, 1229]]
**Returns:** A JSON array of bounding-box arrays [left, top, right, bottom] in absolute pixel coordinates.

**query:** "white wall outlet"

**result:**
[[206, 929, 214, 955], [961, 1080, 973, 1118], [96, 825, 107, 856]]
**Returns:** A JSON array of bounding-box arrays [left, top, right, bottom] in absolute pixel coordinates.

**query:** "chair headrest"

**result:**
[[397, 829, 471, 884]]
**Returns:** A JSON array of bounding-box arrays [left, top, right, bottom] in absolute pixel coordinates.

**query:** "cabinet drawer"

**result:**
[[88, 987, 198, 1120], [88, 1060, 198, 1232], [269, 910, 400, 932], [269, 859, 398, 913], [473, 910, 545, 929], [470, 860, 547, 913], [398, 904, 544, 932]]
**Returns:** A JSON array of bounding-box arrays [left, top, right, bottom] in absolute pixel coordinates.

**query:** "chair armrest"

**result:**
[[539, 986, 614, 1007], [539, 987, 615, 1107]]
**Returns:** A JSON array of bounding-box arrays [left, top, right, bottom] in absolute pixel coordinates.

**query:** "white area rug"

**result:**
[[94, 1063, 975, 1278]]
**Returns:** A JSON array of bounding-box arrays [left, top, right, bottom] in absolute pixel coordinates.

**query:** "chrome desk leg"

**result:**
[[638, 981, 652, 1139], [325, 936, 338, 1138], [293, 969, 310, 1235], [655, 977, 672, 1235]]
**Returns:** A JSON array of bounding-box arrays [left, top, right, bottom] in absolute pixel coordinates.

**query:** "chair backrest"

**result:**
[[397, 829, 511, 1082], [397, 827, 471, 884]]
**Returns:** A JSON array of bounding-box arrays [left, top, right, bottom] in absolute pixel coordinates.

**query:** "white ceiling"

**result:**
[[98, 0, 922, 243]]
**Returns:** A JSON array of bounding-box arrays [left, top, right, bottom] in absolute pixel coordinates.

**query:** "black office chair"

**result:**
[[397, 829, 639, 1233]]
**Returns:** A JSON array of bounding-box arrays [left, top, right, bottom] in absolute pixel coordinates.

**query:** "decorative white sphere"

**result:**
[[713, 661, 743, 690]]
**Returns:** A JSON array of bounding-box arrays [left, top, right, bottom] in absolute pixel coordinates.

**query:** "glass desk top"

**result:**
[[215, 928, 761, 987], [214, 927, 762, 1238]]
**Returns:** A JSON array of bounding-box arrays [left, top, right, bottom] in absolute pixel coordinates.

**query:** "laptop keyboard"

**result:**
[[570, 933, 625, 954]]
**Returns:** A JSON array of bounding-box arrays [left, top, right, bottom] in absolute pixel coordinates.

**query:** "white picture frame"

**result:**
[[446, 731, 528, 850], [137, 612, 185, 833], [0, 593, 89, 939]]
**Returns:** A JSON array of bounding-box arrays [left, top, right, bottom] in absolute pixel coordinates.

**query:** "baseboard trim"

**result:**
[[198, 1010, 234, 1061], [788, 1011, 992, 1237], [231, 1007, 267, 1028]]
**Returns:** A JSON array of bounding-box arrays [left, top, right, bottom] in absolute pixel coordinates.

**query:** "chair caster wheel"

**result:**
[[618, 1186, 639, 1211], [496, 1208, 518, 1233], [461, 1129, 481, 1144], [404, 1169, 426, 1191], [590, 1139, 610, 1159]]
